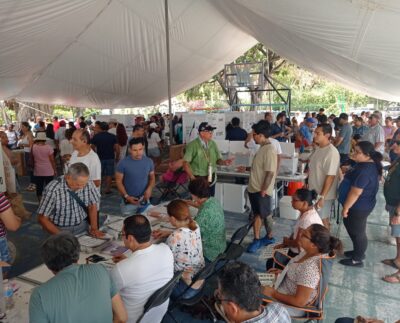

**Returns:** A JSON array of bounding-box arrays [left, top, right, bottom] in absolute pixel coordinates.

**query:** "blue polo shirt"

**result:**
[[270, 122, 287, 142], [338, 162, 379, 213], [116, 155, 154, 197]]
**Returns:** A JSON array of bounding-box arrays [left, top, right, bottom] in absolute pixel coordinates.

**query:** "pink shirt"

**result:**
[[32, 144, 54, 176]]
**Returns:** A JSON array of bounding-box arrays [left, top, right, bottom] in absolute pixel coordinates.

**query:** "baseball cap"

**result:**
[[198, 122, 216, 132], [306, 118, 315, 123]]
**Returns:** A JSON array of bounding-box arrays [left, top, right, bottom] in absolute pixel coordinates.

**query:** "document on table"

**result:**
[[260, 243, 288, 259], [257, 273, 275, 287], [78, 235, 110, 248], [107, 220, 124, 232]]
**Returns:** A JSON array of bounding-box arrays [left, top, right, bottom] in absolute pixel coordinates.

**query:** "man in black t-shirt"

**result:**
[[91, 122, 120, 194]]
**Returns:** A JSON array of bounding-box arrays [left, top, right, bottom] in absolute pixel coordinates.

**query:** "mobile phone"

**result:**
[[87, 254, 106, 263]]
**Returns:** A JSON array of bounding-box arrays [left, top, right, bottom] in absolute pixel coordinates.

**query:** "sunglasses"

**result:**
[[393, 140, 400, 146]]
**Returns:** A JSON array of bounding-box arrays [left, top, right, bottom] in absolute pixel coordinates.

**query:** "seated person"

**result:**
[[153, 200, 205, 299], [263, 224, 342, 316], [111, 214, 174, 323], [159, 159, 188, 185], [215, 261, 291, 323], [29, 233, 127, 323], [267, 188, 323, 270], [186, 178, 226, 261]]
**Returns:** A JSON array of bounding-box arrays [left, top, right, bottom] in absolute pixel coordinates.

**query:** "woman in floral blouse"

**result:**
[[153, 199, 205, 299]]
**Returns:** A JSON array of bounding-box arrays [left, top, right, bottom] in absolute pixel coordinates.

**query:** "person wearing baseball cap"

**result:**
[[183, 122, 232, 196]]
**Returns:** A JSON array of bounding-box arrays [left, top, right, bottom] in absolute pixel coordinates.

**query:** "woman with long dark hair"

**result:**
[[45, 123, 56, 153], [116, 123, 128, 161], [338, 141, 382, 267]]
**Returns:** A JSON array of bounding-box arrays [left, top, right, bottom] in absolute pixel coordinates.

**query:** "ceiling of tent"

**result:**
[[0, 0, 399, 108]]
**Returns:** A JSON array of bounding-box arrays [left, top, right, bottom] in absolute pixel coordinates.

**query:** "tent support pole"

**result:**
[[165, 0, 174, 144]]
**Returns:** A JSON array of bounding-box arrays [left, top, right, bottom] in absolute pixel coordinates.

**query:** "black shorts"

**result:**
[[248, 192, 272, 219]]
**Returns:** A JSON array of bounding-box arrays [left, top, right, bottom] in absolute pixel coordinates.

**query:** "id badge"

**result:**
[[208, 163, 213, 182]]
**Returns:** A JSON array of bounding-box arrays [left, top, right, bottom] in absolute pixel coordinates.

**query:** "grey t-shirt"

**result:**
[[362, 124, 385, 154], [337, 123, 353, 154]]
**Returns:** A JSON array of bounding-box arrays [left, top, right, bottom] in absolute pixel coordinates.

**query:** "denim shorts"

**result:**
[[386, 205, 400, 237], [147, 148, 161, 158], [101, 159, 115, 177], [120, 199, 140, 217], [0, 237, 11, 274]]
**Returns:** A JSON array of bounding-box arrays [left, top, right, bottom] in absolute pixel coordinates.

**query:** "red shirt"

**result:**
[[53, 120, 60, 132]]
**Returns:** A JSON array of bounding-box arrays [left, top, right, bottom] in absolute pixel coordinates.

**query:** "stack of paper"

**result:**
[[257, 273, 275, 287], [260, 243, 289, 259]]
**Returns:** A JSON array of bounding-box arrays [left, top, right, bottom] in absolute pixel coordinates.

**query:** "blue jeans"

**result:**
[[120, 199, 140, 217], [0, 237, 11, 274]]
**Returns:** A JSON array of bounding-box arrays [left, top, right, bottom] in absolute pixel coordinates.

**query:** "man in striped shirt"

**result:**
[[37, 163, 103, 237]]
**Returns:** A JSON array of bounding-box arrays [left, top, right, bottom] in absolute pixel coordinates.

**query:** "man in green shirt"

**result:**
[[183, 122, 232, 196], [29, 233, 127, 323]]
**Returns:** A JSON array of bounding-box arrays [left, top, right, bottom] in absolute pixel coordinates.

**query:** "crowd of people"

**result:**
[[0, 107, 397, 322]]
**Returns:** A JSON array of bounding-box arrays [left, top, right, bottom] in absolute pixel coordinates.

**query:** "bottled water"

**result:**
[[3, 281, 14, 310]]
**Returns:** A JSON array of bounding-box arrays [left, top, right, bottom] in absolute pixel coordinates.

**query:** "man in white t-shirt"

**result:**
[[111, 215, 174, 323], [308, 124, 340, 230], [70, 129, 101, 188], [108, 119, 118, 136]]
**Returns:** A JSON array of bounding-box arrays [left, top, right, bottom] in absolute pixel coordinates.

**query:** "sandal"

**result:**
[[382, 272, 400, 284], [26, 184, 36, 192], [381, 259, 400, 269]]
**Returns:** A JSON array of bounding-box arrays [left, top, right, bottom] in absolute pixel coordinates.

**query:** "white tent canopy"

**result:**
[[0, 0, 399, 108]]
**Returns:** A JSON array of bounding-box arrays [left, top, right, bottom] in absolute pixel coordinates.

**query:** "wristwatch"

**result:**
[[123, 194, 129, 199], [317, 194, 325, 201]]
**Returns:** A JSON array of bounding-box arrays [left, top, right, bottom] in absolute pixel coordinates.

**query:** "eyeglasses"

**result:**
[[393, 140, 400, 146], [214, 290, 233, 305]]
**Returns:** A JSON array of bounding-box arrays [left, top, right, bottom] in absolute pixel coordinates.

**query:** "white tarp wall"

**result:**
[[1, 0, 400, 108]]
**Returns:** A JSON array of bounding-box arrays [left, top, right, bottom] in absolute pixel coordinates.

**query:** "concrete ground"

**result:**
[[8, 177, 400, 322]]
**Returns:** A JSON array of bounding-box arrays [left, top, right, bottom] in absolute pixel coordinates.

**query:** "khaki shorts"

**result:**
[[316, 199, 335, 220]]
